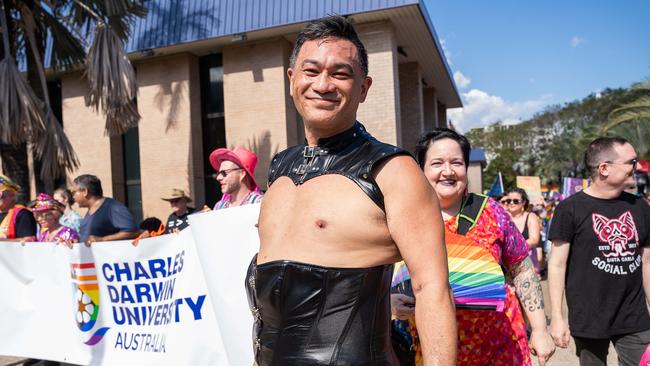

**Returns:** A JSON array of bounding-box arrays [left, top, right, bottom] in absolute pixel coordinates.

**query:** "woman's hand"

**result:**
[[391, 293, 416, 320], [529, 329, 556, 365]]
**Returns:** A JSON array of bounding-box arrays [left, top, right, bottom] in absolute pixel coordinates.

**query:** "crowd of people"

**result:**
[[3, 14, 649, 366], [0, 144, 264, 248]]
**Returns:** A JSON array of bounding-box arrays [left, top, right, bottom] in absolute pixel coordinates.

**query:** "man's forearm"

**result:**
[[547, 256, 567, 318], [103, 231, 139, 242], [414, 284, 457, 366], [510, 258, 546, 329]]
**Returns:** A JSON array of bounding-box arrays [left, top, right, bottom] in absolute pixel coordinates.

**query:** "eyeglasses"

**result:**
[[500, 199, 522, 205], [215, 168, 242, 179], [604, 158, 638, 170]]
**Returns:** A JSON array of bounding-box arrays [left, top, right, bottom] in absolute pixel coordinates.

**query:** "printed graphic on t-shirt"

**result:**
[[591, 211, 642, 275]]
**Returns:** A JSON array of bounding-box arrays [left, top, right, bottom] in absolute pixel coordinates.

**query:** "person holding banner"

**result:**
[[0, 174, 36, 241], [72, 174, 139, 245], [28, 193, 79, 245], [391, 128, 554, 366], [208, 147, 263, 210], [249, 16, 456, 365]]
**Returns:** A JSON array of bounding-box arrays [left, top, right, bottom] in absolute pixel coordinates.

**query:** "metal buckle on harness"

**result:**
[[303, 146, 316, 158], [296, 164, 307, 175]]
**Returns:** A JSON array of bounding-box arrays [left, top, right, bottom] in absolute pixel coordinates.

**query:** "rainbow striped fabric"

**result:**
[[392, 231, 506, 312]]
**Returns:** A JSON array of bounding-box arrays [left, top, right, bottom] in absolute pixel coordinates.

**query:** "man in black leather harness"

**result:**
[[247, 16, 457, 366]]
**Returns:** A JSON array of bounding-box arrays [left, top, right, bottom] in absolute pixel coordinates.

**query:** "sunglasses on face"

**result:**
[[604, 158, 639, 170], [214, 168, 242, 180], [500, 199, 522, 205]]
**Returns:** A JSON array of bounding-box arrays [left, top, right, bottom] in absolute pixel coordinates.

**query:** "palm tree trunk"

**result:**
[[0, 1, 30, 202], [22, 3, 55, 193]]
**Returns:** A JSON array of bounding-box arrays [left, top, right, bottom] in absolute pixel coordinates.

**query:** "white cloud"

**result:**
[[570, 36, 584, 47], [448, 89, 553, 132], [453, 71, 471, 89]]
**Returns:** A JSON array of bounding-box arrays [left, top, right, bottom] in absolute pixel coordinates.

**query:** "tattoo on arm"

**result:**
[[509, 258, 545, 312]]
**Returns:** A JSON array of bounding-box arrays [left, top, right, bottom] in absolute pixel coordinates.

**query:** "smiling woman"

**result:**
[[390, 128, 556, 366]]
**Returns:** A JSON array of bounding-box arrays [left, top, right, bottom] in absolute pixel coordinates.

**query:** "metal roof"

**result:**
[[31, 0, 460, 106], [126, 0, 421, 52], [122, 0, 460, 107]]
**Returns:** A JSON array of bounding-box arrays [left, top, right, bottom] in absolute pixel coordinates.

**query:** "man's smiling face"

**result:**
[[288, 37, 372, 132]]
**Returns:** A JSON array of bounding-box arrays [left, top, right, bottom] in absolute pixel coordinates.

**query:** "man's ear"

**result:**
[[359, 76, 373, 103], [287, 67, 295, 97], [598, 163, 610, 178]]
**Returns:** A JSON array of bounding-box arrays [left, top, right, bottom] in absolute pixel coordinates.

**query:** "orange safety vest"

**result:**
[[0, 205, 26, 239]]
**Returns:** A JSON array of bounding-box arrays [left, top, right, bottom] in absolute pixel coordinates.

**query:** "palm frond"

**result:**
[[105, 99, 139, 136], [33, 110, 79, 180], [41, 10, 87, 70], [604, 96, 650, 133], [0, 57, 46, 145], [84, 24, 140, 136]]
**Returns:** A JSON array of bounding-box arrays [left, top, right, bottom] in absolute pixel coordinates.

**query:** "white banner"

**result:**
[[188, 204, 260, 366], [0, 213, 260, 365]]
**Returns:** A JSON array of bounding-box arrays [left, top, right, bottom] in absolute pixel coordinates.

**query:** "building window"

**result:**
[[200, 54, 226, 208], [122, 127, 143, 224]]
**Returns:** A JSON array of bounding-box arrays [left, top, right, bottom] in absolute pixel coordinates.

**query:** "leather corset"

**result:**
[[246, 256, 398, 366], [267, 122, 410, 210]]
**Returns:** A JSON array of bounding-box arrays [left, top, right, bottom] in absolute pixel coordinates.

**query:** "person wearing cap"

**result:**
[[161, 188, 195, 234], [29, 193, 79, 245], [0, 174, 37, 241], [209, 146, 263, 210]]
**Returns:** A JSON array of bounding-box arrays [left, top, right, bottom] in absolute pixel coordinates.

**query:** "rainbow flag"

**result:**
[[392, 231, 506, 312]]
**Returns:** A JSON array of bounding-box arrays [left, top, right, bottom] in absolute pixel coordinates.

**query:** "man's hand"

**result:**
[[19, 236, 36, 246], [550, 317, 571, 348], [85, 235, 103, 247], [391, 294, 415, 320], [529, 329, 555, 365]]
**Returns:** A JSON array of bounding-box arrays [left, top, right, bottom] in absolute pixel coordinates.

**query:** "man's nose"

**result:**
[[311, 73, 335, 94]]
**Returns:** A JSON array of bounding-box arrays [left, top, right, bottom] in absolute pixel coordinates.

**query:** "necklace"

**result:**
[[45, 226, 63, 241]]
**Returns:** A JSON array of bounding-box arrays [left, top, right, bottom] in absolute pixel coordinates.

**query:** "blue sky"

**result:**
[[422, 0, 650, 132]]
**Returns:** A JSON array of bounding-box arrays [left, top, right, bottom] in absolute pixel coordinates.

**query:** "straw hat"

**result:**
[[161, 188, 192, 202]]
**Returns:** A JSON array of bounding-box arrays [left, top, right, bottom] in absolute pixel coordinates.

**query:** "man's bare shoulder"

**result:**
[[373, 154, 426, 191]]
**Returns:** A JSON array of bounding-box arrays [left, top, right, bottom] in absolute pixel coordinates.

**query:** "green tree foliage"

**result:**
[[604, 78, 650, 133], [468, 83, 646, 192]]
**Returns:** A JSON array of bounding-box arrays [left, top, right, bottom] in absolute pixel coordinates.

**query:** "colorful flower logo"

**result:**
[[71, 262, 109, 345]]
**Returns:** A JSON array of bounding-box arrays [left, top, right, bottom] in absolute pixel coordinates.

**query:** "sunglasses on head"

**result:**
[[500, 199, 521, 205]]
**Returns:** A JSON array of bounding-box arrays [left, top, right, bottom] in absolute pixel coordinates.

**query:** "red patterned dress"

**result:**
[[446, 198, 531, 366]]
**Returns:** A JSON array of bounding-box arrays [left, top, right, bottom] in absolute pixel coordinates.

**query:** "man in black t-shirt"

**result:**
[[161, 188, 195, 234], [548, 137, 650, 366], [0, 174, 36, 240]]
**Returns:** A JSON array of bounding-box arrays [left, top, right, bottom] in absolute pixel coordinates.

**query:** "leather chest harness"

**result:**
[[267, 121, 411, 210]]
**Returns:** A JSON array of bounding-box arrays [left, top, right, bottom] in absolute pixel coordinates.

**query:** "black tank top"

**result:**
[[521, 213, 530, 240]]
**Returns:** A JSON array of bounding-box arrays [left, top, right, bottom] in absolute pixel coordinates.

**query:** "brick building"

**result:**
[[39, 0, 461, 222]]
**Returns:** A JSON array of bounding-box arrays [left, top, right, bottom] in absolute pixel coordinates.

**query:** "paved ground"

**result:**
[[0, 280, 619, 365]]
